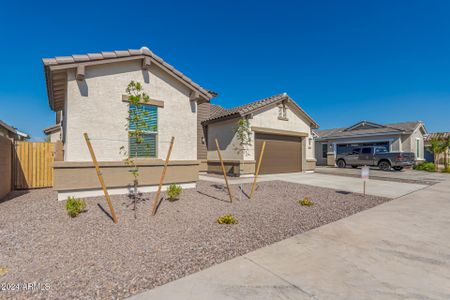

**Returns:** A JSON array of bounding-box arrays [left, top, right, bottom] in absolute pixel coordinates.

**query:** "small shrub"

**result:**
[[299, 197, 314, 206], [65, 196, 87, 218], [217, 214, 237, 224], [442, 167, 450, 173], [167, 184, 182, 201], [413, 162, 436, 172]]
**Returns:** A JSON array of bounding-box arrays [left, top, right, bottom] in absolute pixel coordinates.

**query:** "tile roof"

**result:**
[[43, 123, 61, 135], [204, 93, 319, 128], [43, 46, 215, 100], [316, 121, 423, 139], [0, 120, 30, 139]]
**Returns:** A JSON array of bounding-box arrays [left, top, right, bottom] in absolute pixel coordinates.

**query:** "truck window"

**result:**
[[375, 147, 388, 154], [352, 148, 361, 155], [361, 148, 371, 154]]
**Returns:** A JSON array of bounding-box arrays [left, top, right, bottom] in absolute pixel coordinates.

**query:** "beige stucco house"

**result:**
[[43, 47, 319, 199], [200, 93, 319, 176], [315, 120, 427, 166], [43, 47, 215, 200]]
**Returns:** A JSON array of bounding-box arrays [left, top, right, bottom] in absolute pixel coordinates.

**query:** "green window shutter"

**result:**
[[128, 104, 158, 157], [129, 134, 157, 157]]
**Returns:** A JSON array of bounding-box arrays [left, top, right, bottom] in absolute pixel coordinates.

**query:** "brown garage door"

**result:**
[[255, 133, 302, 174]]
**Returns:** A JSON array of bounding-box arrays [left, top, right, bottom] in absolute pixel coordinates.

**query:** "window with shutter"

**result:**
[[128, 104, 158, 157]]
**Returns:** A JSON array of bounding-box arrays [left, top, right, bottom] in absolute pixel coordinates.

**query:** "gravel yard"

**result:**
[[0, 180, 389, 299]]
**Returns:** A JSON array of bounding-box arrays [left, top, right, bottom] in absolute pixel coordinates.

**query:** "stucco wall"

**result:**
[[207, 118, 243, 160], [403, 127, 425, 160], [48, 130, 61, 143], [65, 60, 197, 161], [247, 104, 315, 161]]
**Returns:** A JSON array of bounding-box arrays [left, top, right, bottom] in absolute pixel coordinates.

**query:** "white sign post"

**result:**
[[361, 165, 370, 196]]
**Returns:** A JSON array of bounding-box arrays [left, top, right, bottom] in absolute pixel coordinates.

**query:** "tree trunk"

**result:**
[[445, 148, 449, 169], [434, 153, 439, 171]]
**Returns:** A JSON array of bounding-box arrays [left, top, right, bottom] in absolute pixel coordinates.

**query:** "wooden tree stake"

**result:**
[[151, 136, 175, 216], [215, 138, 233, 203], [250, 141, 266, 199], [83, 133, 118, 224]]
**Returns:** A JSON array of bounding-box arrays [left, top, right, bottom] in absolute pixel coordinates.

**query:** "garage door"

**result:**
[[255, 133, 302, 174]]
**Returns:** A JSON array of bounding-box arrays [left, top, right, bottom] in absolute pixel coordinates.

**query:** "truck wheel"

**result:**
[[378, 161, 391, 171], [393, 166, 404, 171], [351, 165, 358, 169], [337, 159, 346, 168]]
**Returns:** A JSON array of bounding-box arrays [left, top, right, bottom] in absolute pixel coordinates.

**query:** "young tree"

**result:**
[[428, 137, 444, 171], [443, 136, 450, 169], [120, 81, 150, 217], [234, 118, 252, 156]]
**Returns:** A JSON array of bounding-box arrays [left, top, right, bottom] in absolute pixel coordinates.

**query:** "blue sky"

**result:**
[[1, 0, 449, 140]]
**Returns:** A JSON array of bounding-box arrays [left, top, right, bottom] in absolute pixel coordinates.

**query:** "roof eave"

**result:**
[[43, 52, 215, 111], [316, 131, 406, 141]]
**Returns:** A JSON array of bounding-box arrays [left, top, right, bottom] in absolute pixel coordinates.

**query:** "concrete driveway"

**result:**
[[200, 172, 427, 198], [315, 166, 449, 184], [130, 179, 450, 300]]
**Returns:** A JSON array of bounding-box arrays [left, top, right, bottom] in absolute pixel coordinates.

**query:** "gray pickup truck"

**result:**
[[335, 146, 415, 171]]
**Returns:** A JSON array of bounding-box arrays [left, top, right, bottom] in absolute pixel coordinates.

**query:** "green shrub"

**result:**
[[299, 197, 314, 206], [413, 162, 436, 172], [65, 196, 87, 218], [167, 184, 182, 201], [217, 214, 237, 224], [442, 167, 450, 173]]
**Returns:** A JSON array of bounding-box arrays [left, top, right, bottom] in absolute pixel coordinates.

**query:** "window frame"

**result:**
[[128, 103, 158, 158], [322, 143, 328, 158], [416, 138, 420, 158], [361, 147, 371, 154]]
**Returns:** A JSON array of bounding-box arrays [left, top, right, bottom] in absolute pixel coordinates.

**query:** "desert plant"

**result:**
[[65, 196, 87, 218], [413, 162, 436, 172], [217, 214, 237, 224], [167, 184, 182, 201], [299, 197, 314, 206]]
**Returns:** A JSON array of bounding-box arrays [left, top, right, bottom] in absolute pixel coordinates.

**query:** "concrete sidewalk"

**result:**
[[200, 172, 427, 198], [130, 180, 450, 300]]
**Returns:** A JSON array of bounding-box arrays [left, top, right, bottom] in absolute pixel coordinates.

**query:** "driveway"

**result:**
[[200, 172, 427, 199], [315, 166, 449, 185], [130, 178, 450, 300]]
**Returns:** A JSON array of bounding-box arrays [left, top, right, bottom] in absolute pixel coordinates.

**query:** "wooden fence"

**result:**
[[0, 135, 12, 199], [14, 142, 54, 189]]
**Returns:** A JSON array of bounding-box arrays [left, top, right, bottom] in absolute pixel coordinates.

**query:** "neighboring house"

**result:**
[[43, 111, 62, 143], [0, 120, 29, 199], [43, 47, 215, 200], [0, 120, 30, 142], [200, 93, 319, 176], [315, 120, 427, 166], [425, 132, 450, 164], [43, 124, 61, 143]]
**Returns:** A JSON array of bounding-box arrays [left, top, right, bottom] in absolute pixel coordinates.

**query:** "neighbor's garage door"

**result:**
[[255, 133, 302, 174]]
